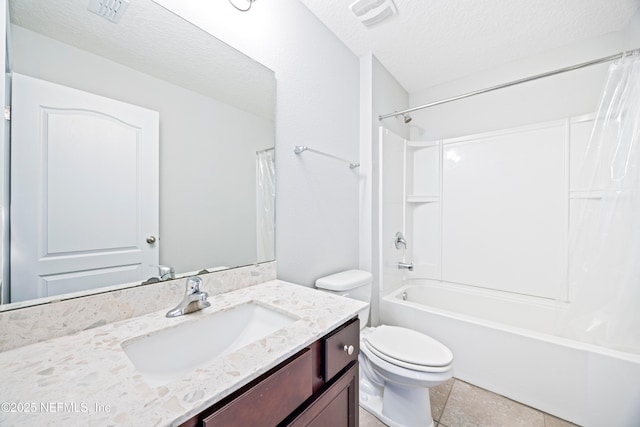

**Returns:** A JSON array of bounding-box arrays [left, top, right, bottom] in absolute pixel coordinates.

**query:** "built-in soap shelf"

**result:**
[[407, 140, 440, 149], [569, 190, 604, 200], [405, 139, 442, 283], [406, 140, 441, 200], [407, 194, 440, 203]]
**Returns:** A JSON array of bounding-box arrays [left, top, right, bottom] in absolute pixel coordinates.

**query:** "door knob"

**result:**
[[146, 236, 157, 244]]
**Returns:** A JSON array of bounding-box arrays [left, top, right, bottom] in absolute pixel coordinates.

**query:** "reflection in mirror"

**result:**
[[1, 0, 275, 307]]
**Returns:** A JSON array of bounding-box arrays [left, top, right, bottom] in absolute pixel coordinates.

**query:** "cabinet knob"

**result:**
[[343, 344, 354, 355], [146, 236, 157, 244]]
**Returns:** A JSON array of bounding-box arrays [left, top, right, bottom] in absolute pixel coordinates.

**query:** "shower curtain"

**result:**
[[256, 149, 275, 262], [567, 51, 640, 353]]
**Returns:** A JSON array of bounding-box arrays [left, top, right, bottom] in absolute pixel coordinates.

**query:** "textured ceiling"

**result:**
[[9, 0, 275, 120], [299, 0, 640, 93]]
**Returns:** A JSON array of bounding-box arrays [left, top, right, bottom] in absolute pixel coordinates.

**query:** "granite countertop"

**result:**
[[0, 280, 367, 426]]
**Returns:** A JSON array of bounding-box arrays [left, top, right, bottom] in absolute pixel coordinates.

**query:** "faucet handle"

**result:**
[[395, 232, 407, 250], [166, 275, 209, 318], [159, 265, 175, 280], [186, 276, 203, 294], [149, 264, 175, 280]]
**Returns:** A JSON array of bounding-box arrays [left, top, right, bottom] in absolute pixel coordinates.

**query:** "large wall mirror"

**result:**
[[1, 0, 275, 308]]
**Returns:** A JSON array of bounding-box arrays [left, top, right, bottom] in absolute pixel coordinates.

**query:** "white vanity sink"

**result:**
[[121, 302, 298, 386]]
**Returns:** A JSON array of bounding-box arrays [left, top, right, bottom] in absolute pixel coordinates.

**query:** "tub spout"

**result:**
[[398, 262, 414, 271]]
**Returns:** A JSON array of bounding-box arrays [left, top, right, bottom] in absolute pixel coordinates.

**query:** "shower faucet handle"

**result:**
[[395, 232, 407, 250]]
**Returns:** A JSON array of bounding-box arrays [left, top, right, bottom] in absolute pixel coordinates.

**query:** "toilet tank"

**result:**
[[315, 270, 372, 326]]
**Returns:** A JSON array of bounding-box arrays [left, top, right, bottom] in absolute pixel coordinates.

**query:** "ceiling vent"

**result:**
[[350, 0, 397, 28], [87, 0, 130, 24]]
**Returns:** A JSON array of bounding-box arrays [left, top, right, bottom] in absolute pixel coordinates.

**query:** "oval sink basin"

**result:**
[[121, 302, 298, 386]]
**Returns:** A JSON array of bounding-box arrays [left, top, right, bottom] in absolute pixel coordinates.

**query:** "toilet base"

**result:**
[[359, 383, 435, 427]]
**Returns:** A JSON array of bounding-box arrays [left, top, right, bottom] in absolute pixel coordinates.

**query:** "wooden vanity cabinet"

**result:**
[[179, 317, 360, 427]]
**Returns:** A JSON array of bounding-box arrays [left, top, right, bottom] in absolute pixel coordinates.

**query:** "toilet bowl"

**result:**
[[359, 326, 453, 427], [315, 270, 454, 427]]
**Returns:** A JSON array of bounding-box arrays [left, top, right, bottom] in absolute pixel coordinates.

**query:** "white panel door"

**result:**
[[10, 73, 159, 302]]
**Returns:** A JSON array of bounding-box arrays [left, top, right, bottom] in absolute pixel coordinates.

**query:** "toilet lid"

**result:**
[[365, 325, 453, 368]]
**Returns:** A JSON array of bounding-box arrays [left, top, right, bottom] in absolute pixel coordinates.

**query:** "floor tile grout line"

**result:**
[[435, 378, 456, 424]]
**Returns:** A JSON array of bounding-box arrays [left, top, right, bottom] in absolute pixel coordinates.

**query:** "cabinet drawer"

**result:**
[[323, 317, 359, 381], [203, 348, 312, 426]]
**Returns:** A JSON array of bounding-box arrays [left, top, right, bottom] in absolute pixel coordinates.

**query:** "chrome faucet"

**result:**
[[398, 262, 414, 271], [141, 265, 176, 285], [395, 232, 407, 250], [158, 265, 175, 281], [166, 276, 211, 318]]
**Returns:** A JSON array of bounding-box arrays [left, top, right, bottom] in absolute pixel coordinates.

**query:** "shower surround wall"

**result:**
[[404, 118, 571, 301], [376, 31, 640, 426], [367, 56, 410, 325], [392, 30, 638, 334], [398, 113, 606, 307], [376, 108, 640, 427], [374, 30, 638, 301]]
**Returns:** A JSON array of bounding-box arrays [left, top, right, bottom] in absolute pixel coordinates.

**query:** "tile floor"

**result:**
[[358, 378, 580, 427]]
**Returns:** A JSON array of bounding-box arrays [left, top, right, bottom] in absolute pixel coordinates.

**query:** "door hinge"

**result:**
[[4, 106, 10, 121]]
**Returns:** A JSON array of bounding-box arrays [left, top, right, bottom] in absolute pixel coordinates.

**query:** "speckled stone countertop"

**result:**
[[0, 280, 367, 427]]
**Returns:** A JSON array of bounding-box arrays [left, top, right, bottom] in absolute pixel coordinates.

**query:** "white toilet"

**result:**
[[316, 270, 453, 427]]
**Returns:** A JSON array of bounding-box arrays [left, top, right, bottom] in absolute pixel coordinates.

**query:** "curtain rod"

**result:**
[[256, 147, 275, 154], [293, 145, 360, 169], [379, 49, 640, 121]]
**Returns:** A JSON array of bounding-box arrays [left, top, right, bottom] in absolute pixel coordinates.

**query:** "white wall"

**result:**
[[359, 55, 373, 280], [11, 25, 274, 274], [153, 0, 361, 287], [372, 59, 411, 140]]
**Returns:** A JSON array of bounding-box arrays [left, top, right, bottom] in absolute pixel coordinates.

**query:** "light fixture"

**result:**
[[350, 0, 397, 28], [228, 0, 256, 12]]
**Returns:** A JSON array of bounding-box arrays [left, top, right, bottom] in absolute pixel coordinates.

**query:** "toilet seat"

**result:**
[[364, 325, 453, 372]]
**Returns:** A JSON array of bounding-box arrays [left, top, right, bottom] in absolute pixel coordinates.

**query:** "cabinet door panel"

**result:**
[[304, 387, 349, 427], [286, 362, 358, 427], [203, 348, 312, 427]]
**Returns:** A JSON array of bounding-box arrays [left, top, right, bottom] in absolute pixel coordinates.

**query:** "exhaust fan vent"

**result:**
[[88, 0, 130, 24], [350, 0, 397, 28]]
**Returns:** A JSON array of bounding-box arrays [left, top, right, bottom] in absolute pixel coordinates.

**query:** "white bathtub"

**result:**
[[380, 281, 640, 427]]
